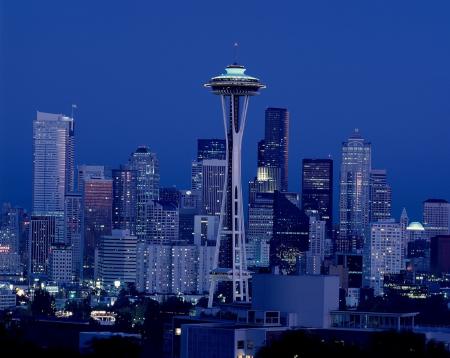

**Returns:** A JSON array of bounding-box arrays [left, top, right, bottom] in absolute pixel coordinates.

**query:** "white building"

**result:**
[[96, 230, 137, 292], [193, 215, 217, 294], [136, 243, 172, 294], [29, 215, 56, 276], [252, 274, 339, 329], [246, 193, 273, 268], [171, 246, 199, 295], [0, 246, 20, 275], [306, 215, 326, 275], [49, 244, 73, 285], [143, 200, 179, 245], [423, 199, 450, 239], [31, 111, 74, 279], [33, 111, 74, 213], [197, 245, 215, 294], [201, 159, 226, 216], [368, 219, 403, 296], [0, 283, 16, 310]]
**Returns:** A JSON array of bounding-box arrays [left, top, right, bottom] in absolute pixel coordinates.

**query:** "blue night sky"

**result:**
[[1, 1, 449, 221]]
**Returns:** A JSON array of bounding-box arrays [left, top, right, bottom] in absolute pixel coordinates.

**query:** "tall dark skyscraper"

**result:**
[[270, 191, 309, 274], [82, 175, 112, 279], [301, 158, 333, 235], [112, 167, 137, 234], [258, 108, 289, 192], [369, 169, 392, 223], [197, 139, 226, 161]]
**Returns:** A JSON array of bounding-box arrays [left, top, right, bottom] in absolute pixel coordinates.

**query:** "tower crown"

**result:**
[[205, 64, 265, 96]]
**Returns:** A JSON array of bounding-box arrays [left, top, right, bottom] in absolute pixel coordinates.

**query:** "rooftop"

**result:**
[[424, 199, 448, 204], [407, 222, 425, 231]]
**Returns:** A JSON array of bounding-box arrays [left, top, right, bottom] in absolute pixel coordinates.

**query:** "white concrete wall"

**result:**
[[252, 274, 339, 328]]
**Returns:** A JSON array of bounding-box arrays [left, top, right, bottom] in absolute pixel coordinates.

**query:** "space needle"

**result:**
[[205, 50, 265, 307]]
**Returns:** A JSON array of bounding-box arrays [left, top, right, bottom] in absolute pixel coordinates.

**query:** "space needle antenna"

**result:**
[[233, 42, 239, 64]]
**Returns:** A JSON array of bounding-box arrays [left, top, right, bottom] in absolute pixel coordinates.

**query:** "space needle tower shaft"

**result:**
[[205, 59, 265, 307]]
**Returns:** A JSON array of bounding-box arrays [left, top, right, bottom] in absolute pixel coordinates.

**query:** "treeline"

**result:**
[[257, 330, 450, 358]]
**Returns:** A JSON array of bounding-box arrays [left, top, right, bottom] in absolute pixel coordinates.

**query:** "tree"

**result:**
[[160, 296, 192, 316], [257, 330, 450, 358], [31, 288, 55, 317], [65, 299, 91, 320]]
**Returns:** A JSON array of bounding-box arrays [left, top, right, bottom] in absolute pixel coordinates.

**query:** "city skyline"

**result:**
[[1, 3, 450, 356], [1, 2, 450, 221]]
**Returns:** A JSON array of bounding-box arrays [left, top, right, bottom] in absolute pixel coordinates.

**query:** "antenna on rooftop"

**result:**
[[71, 104, 77, 119], [233, 42, 239, 64]]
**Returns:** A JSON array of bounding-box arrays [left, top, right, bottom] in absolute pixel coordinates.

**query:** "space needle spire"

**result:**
[[205, 58, 265, 307]]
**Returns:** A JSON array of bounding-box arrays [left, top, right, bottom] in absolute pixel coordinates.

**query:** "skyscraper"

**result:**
[[246, 192, 273, 268], [32, 111, 75, 213], [258, 108, 289, 192], [112, 167, 137, 234], [128, 146, 160, 241], [159, 187, 181, 206], [77, 165, 105, 192], [29, 215, 56, 276], [205, 62, 265, 306], [400, 208, 409, 261], [190, 161, 203, 192], [191, 139, 226, 203], [194, 215, 218, 294], [301, 159, 333, 235], [369, 169, 392, 222], [136, 243, 172, 294], [197, 139, 226, 161], [179, 190, 201, 244], [270, 191, 309, 275], [64, 193, 83, 282], [171, 246, 199, 295], [0, 204, 22, 276], [339, 129, 371, 253], [201, 159, 226, 216], [96, 229, 137, 292], [423, 199, 450, 239], [49, 243, 73, 285], [82, 176, 112, 279], [31, 111, 74, 278], [367, 219, 403, 296], [306, 214, 326, 275], [143, 200, 179, 245]]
